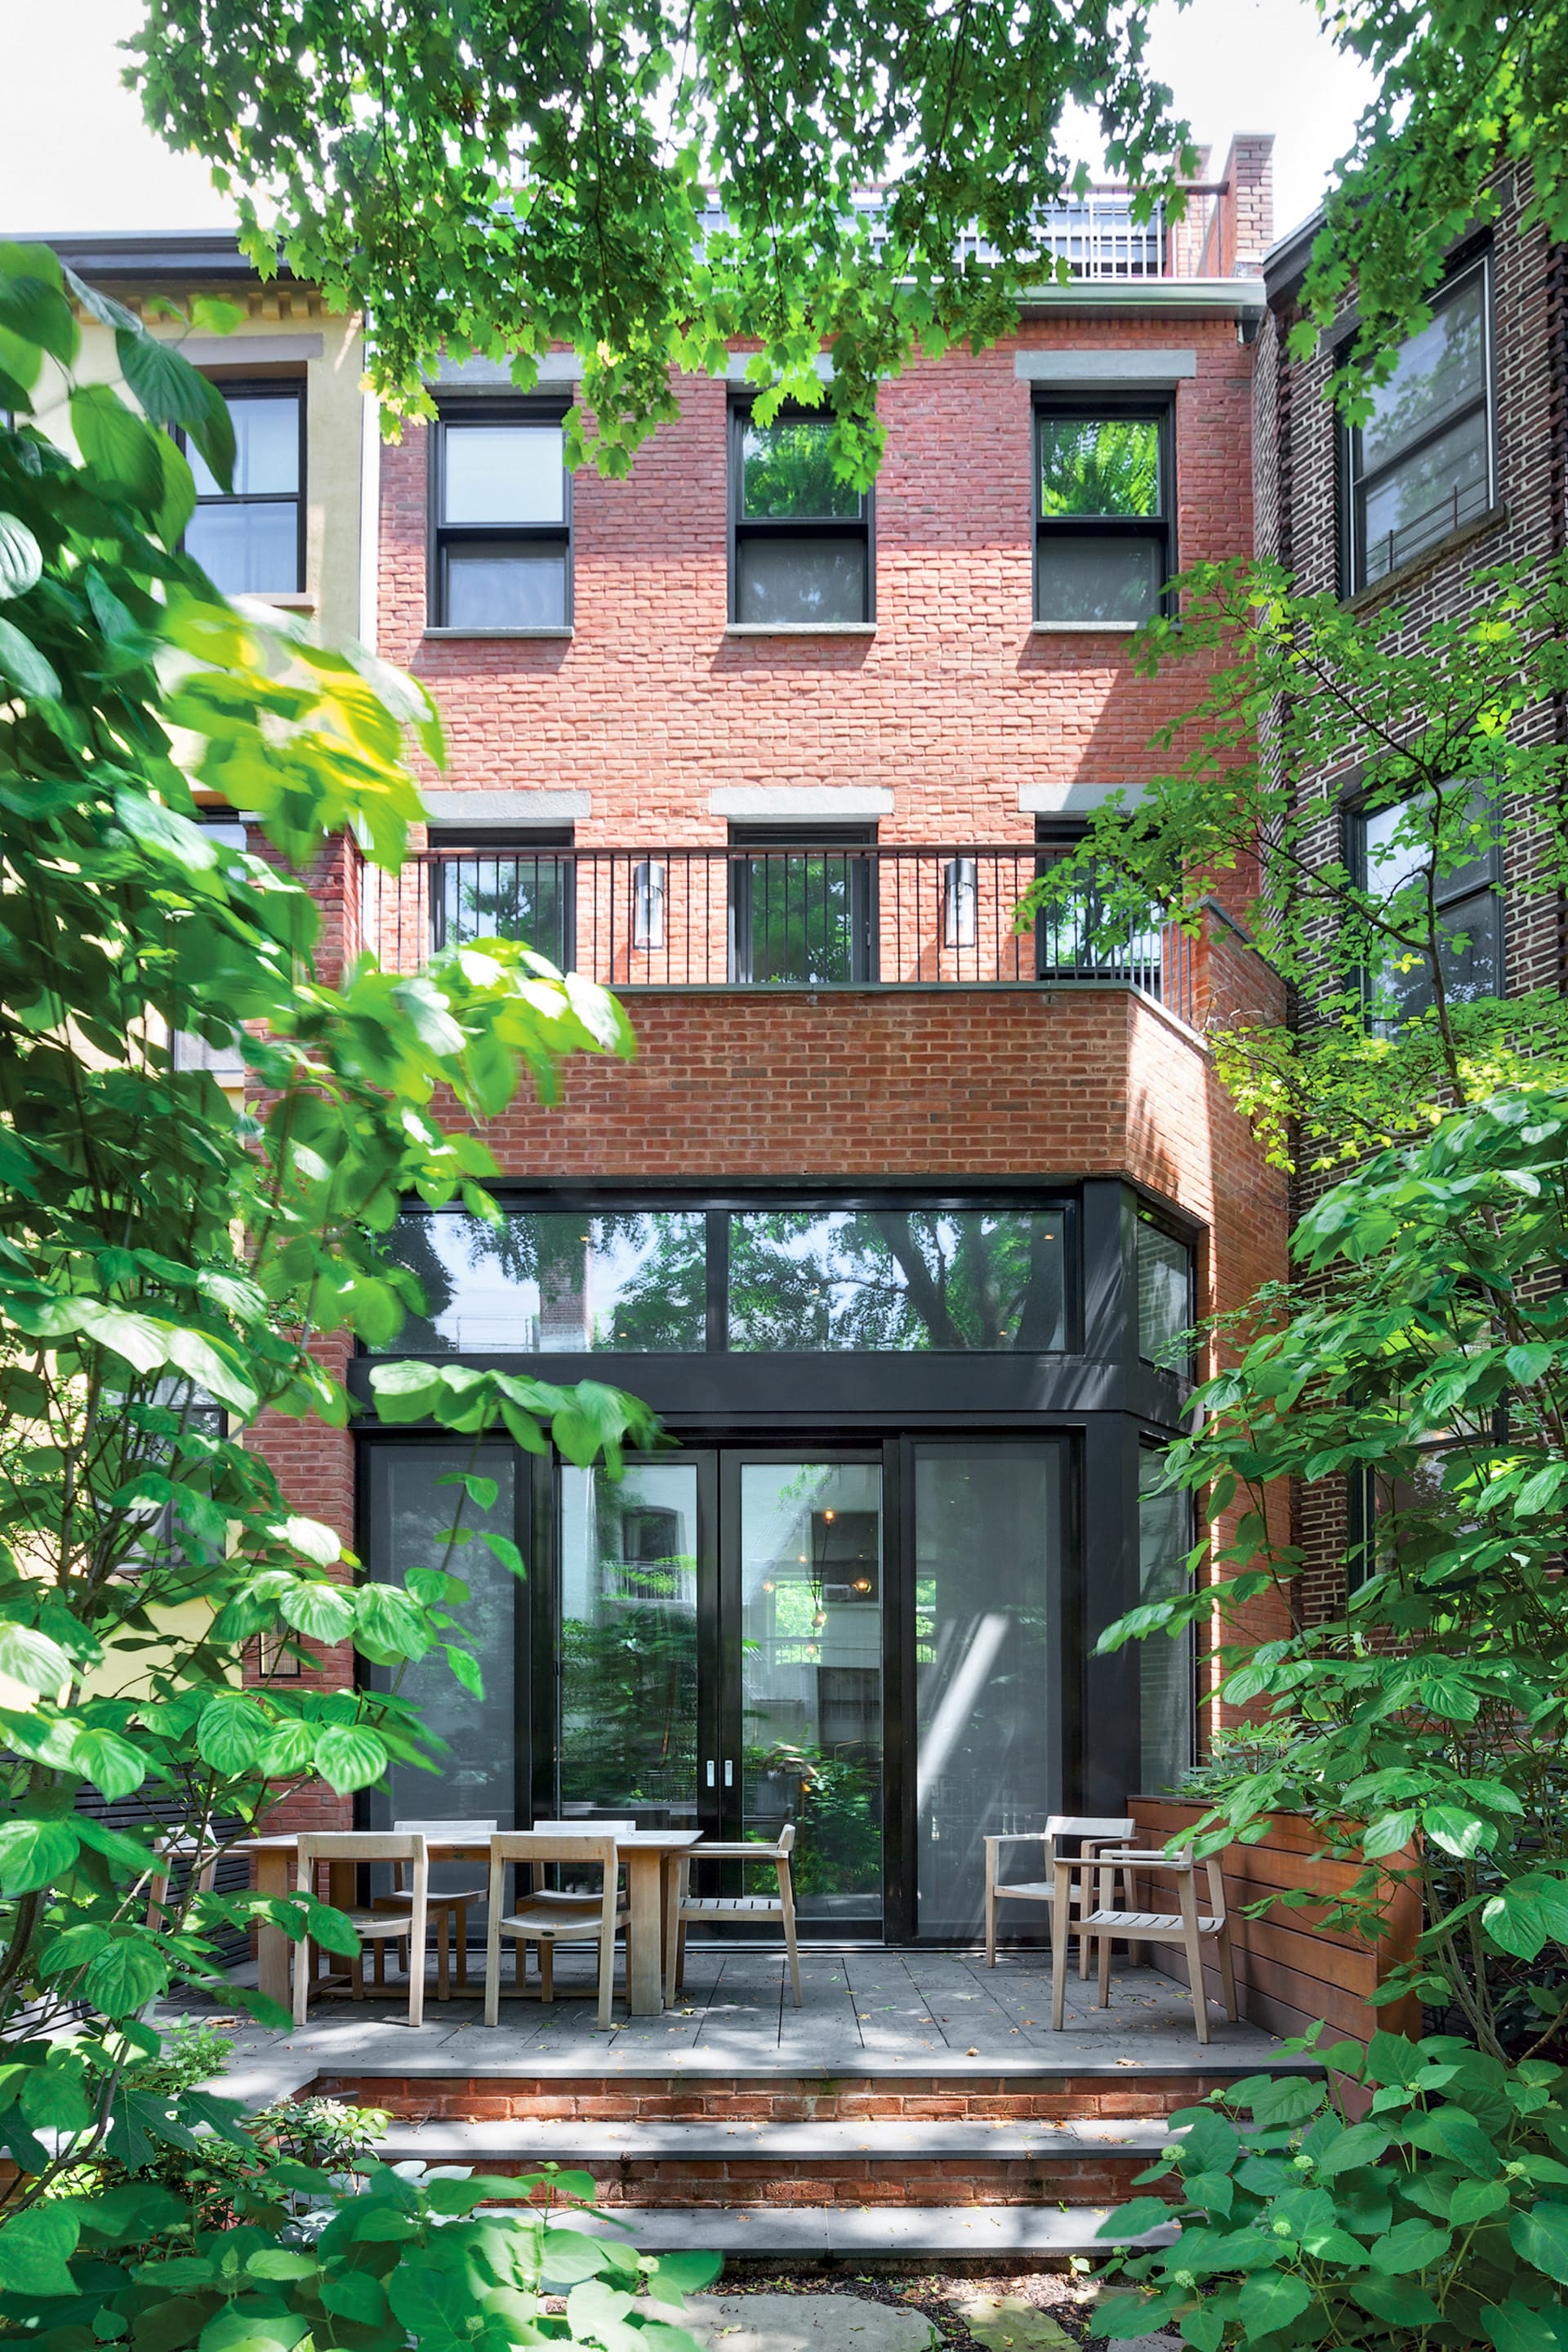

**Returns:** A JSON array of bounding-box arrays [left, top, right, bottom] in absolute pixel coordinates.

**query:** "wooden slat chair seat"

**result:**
[[667, 1826, 801, 2007], [1051, 1845, 1238, 2046], [484, 1833, 627, 2030], [985, 1815, 1136, 1974], [294, 1833, 430, 2029], [378, 1818, 498, 1999]]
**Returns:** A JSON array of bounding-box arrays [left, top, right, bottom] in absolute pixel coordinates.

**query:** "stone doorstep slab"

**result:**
[[564, 2204, 1182, 2257], [682, 2294, 937, 2352], [374, 2118, 1178, 2162]]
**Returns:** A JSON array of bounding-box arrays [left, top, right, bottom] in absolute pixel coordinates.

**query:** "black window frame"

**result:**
[[727, 399, 874, 626], [1347, 782, 1503, 1030], [1340, 251, 1495, 595], [180, 378, 306, 596], [727, 822, 879, 984], [1032, 397, 1174, 627], [1135, 1209, 1196, 1375], [426, 823, 577, 966], [430, 399, 573, 631]]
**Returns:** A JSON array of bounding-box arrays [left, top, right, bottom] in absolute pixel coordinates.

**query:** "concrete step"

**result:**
[[380, 2114, 1178, 2207], [561, 2203, 1181, 2256]]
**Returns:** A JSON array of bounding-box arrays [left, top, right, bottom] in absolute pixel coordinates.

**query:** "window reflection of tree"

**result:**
[[381, 1211, 706, 1352], [728, 1210, 1065, 1351]]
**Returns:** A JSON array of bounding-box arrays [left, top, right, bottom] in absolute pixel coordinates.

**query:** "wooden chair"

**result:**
[[512, 1821, 636, 1976], [143, 1834, 220, 1930], [483, 1833, 626, 2030], [381, 1817, 497, 1998], [666, 1825, 801, 2008], [984, 1815, 1136, 1971], [293, 1832, 430, 2029], [1051, 1843, 1238, 2046]]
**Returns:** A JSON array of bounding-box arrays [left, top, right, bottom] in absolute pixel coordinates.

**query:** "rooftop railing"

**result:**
[[696, 190, 1224, 283], [361, 844, 1195, 1024]]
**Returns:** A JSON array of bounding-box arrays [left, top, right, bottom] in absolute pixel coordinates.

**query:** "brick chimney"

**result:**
[[1217, 132, 1275, 275]]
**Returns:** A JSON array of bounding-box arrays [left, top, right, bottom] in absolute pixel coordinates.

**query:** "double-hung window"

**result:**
[[432, 407, 571, 629], [1034, 405, 1170, 626], [184, 385, 304, 595], [1351, 786, 1501, 1029], [729, 407, 871, 625], [1343, 256, 1493, 591]]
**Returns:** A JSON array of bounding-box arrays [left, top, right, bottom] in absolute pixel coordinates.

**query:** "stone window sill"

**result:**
[[724, 622, 877, 637], [422, 625, 575, 640], [1031, 619, 1142, 635], [1345, 503, 1509, 612]]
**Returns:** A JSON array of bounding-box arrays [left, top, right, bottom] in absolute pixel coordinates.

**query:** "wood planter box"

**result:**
[[1127, 1797, 1423, 2049]]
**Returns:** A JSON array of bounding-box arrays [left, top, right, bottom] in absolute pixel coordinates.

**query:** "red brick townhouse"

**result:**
[[1254, 171, 1568, 1633], [51, 140, 1289, 1946]]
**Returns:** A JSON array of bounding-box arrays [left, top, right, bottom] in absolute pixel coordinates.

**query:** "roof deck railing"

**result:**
[[360, 843, 1194, 1023], [697, 188, 1226, 283]]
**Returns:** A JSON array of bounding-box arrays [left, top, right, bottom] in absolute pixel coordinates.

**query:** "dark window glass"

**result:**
[[559, 1462, 699, 1825], [429, 835, 575, 965], [1137, 1218, 1192, 1367], [729, 830, 875, 982], [376, 1209, 708, 1352], [914, 1441, 1062, 1936], [1351, 1448, 1459, 1592], [1035, 408, 1169, 625], [1347, 261, 1491, 589], [1138, 1448, 1193, 1793], [1353, 786, 1501, 1028], [728, 1208, 1067, 1351], [731, 408, 871, 623], [184, 388, 302, 594], [434, 412, 570, 627]]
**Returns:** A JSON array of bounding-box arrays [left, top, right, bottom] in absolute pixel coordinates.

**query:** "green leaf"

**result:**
[[1511, 2201, 1568, 2285], [319, 2270, 389, 2323], [478, 1528, 527, 1577], [246, 2249, 318, 2279], [1450, 2177, 1511, 2225], [0, 1619, 71, 1691], [75, 2182, 189, 2242], [1484, 2305, 1568, 2352], [278, 1578, 355, 1643], [0, 513, 42, 599], [1237, 2274, 1312, 2336], [443, 1642, 484, 1699], [1350, 2277, 1443, 2326], [1369, 2216, 1450, 2273], [1314, 2121, 1391, 2176], [196, 1690, 270, 1774], [197, 2315, 310, 2352], [642, 2253, 724, 2305], [369, 1360, 445, 1423], [0, 612, 60, 699], [85, 1937, 167, 2017], [1094, 2198, 1174, 2240], [71, 1725, 149, 1801], [314, 1723, 389, 1793], [117, 328, 235, 489], [0, 2203, 81, 2297], [69, 381, 164, 507], [0, 1813, 81, 1894]]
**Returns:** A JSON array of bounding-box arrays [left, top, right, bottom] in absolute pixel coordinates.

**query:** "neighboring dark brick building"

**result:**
[[1254, 173, 1568, 1628]]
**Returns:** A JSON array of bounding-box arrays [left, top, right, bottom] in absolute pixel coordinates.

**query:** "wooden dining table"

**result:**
[[241, 1827, 702, 2018]]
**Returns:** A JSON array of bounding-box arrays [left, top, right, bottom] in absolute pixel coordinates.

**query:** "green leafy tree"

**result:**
[[124, 0, 1196, 484], [0, 236, 658, 2250], [1020, 556, 1568, 1170], [1099, 1089, 1568, 2061]]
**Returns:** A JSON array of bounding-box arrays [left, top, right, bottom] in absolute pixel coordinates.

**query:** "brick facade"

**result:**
[[1254, 172, 1568, 1625]]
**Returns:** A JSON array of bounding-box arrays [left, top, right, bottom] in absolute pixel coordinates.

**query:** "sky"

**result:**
[[0, 0, 1374, 250]]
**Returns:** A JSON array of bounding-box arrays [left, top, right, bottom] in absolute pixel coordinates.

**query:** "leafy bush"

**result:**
[[2, 2152, 718, 2352], [1092, 2029, 1568, 2350], [1175, 1726, 1321, 1813]]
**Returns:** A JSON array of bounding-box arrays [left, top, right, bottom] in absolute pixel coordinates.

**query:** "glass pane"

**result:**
[[1361, 408, 1490, 583], [1035, 536, 1160, 624], [188, 394, 300, 498], [443, 423, 565, 523], [740, 1463, 882, 1922], [914, 1443, 1060, 1937], [1138, 1450, 1192, 1796], [367, 1443, 517, 1829], [445, 546, 568, 628], [1137, 1221, 1192, 1366], [559, 1463, 699, 1828], [1361, 791, 1501, 1025], [185, 501, 299, 594], [728, 1209, 1067, 1351], [376, 1209, 707, 1352], [742, 418, 860, 519], [733, 848, 871, 982], [1371, 890, 1500, 1027], [1039, 419, 1160, 517], [736, 538, 866, 625], [434, 849, 572, 960], [1361, 273, 1486, 474]]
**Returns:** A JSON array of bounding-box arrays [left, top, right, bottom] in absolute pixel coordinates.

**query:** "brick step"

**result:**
[[316, 2064, 1307, 2125], [377, 2114, 1178, 2207], [562, 2203, 1181, 2257]]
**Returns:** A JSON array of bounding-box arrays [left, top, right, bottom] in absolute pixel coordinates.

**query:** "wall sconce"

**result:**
[[633, 858, 666, 951], [942, 855, 977, 949]]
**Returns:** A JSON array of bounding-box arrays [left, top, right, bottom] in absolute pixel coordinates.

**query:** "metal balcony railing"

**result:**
[[360, 845, 1195, 1023], [696, 190, 1224, 282]]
